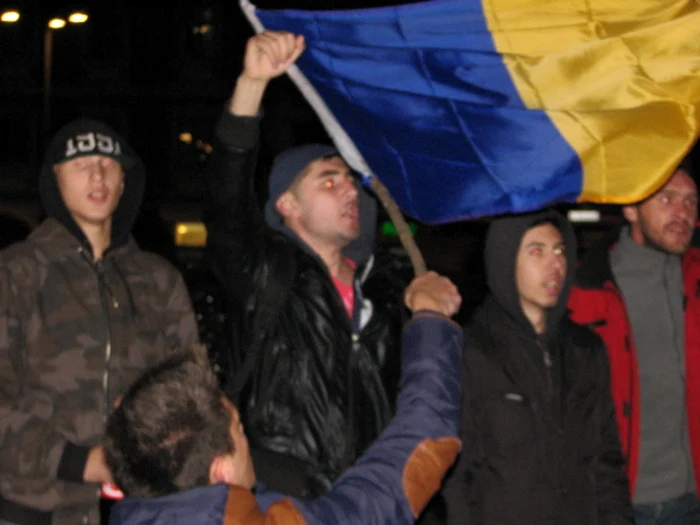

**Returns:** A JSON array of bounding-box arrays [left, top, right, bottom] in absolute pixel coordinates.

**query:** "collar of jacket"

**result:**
[[575, 224, 700, 290], [109, 484, 229, 525], [27, 218, 134, 263]]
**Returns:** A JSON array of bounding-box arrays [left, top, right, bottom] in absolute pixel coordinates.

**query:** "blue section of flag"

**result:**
[[255, 0, 583, 222]]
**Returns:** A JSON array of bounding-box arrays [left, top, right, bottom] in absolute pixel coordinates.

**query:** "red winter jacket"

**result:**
[[568, 231, 700, 497]]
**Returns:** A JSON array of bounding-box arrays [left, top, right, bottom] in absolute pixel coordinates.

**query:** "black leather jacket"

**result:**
[[204, 111, 407, 496]]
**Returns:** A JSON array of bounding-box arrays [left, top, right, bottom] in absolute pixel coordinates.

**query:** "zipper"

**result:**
[[81, 247, 114, 423], [542, 346, 553, 390], [96, 260, 114, 423], [536, 336, 554, 397], [343, 332, 360, 469]]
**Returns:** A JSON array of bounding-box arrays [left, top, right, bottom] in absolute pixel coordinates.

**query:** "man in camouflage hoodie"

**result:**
[[0, 119, 200, 525]]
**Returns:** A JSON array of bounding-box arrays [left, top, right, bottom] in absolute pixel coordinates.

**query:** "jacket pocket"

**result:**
[[483, 391, 536, 450]]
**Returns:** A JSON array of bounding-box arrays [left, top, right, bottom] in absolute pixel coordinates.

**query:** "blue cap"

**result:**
[[265, 143, 338, 225]]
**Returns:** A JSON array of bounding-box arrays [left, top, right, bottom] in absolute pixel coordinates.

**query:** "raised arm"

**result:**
[[204, 31, 305, 292]]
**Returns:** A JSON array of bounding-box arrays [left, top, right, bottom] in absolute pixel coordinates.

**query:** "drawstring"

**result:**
[[77, 245, 136, 318], [109, 258, 137, 319]]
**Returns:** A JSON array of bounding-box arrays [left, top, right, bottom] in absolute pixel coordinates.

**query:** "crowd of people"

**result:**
[[0, 29, 697, 525]]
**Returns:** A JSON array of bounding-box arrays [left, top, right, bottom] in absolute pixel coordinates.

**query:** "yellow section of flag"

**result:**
[[484, 0, 700, 202]]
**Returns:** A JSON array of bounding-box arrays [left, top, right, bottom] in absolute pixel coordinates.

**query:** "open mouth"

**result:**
[[544, 279, 562, 295], [88, 190, 109, 202]]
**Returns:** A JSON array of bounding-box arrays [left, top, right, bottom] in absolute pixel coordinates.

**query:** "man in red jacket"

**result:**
[[568, 156, 700, 525]]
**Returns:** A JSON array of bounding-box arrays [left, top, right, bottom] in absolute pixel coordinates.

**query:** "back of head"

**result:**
[[40, 118, 146, 250], [104, 346, 233, 498]]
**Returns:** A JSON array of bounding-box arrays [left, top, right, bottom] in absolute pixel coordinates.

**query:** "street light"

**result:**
[[43, 11, 89, 139], [0, 10, 20, 23]]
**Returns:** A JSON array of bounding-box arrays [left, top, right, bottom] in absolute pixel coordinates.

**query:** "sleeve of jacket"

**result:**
[[0, 255, 87, 483], [282, 312, 463, 525], [161, 262, 200, 351], [203, 109, 265, 299], [591, 336, 635, 524], [441, 340, 478, 525]]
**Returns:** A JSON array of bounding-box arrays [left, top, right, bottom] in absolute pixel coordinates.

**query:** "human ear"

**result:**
[[275, 192, 297, 218], [622, 205, 638, 224], [209, 455, 235, 485]]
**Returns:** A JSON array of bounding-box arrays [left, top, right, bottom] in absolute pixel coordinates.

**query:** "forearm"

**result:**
[[204, 111, 263, 269], [229, 74, 268, 117], [0, 399, 88, 483]]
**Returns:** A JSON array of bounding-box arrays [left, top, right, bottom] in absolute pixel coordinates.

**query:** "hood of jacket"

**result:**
[[484, 209, 577, 341], [39, 119, 146, 257]]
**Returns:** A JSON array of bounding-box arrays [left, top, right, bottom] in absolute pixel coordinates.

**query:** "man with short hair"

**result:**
[[568, 158, 700, 524], [103, 272, 463, 525], [443, 210, 633, 524], [0, 118, 199, 525], [205, 31, 429, 496]]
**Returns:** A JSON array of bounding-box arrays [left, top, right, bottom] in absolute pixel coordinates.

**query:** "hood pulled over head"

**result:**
[[39, 117, 146, 253], [483, 209, 577, 335]]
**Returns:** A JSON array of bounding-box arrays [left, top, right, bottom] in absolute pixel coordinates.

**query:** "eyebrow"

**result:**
[[315, 168, 353, 178], [524, 241, 564, 249], [660, 189, 698, 197]]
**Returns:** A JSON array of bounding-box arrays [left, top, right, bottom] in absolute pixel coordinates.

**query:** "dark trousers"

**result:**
[[634, 492, 700, 525]]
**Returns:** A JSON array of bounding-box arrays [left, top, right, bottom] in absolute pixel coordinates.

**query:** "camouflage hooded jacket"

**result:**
[[0, 121, 199, 525]]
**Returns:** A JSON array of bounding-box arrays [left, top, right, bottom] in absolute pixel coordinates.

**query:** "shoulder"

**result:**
[[564, 317, 603, 344], [562, 319, 608, 364], [115, 243, 187, 286], [683, 246, 700, 272], [463, 298, 500, 341], [0, 237, 46, 287]]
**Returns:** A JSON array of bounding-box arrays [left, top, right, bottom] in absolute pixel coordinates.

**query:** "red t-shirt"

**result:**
[[331, 258, 356, 318]]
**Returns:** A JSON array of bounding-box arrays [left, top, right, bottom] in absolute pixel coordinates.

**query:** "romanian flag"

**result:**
[[240, 0, 700, 223]]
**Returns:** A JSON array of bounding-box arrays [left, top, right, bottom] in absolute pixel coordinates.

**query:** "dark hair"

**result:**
[[678, 153, 694, 174], [104, 345, 234, 498]]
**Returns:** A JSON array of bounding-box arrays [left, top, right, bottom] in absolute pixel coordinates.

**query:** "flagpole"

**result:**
[[239, 0, 427, 276]]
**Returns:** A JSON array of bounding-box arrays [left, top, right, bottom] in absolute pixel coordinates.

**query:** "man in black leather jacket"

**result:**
[[204, 31, 452, 498]]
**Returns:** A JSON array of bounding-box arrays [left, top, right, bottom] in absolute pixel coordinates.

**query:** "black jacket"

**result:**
[[443, 210, 633, 525], [204, 112, 407, 496]]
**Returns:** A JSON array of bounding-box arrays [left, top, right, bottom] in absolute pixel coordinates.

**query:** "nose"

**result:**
[[674, 199, 694, 221], [548, 251, 566, 272], [343, 176, 359, 199], [89, 164, 106, 182]]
